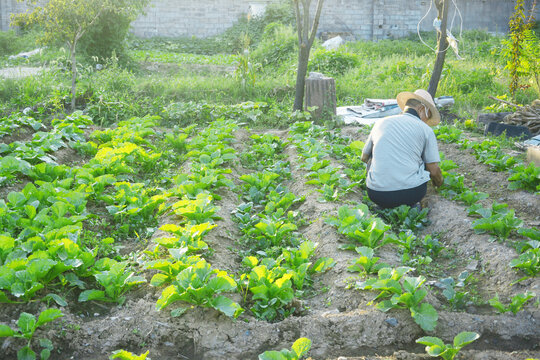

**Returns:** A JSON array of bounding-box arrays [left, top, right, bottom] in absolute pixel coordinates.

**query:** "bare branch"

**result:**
[[308, 0, 324, 48], [302, 0, 309, 43], [294, 0, 302, 43]]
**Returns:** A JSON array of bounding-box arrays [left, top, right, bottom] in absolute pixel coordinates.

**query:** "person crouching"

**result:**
[[361, 89, 443, 209]]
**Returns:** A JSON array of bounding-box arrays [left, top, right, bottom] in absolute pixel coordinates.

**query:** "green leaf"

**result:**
[[110, 350, 150, 360], [0, 235, 15, 252], [410, 303, 438, 332], [40, 348, 51, 360], [8, 192, 26, 207], [258, 351, 287, 360], [291, 337, 311, 357], [150, 273, 169, 287], [376, 300, 396, 312], [39, 338, 53, 350], [18, 312, 37, 335], [453, 331, 480, 348], [416, 336, 445, 347], [207, 275, 236, 293], [0, 324, 15, 337], [18, 346, 36, 360], [0, 290, 11, 303], [170, 307, 188, 318], [311, 257, 336, 273], [78, 289, 106, 302], [36, 308, 63, 328], [210, 295, 243, 318], [43, 293, 67, 307], [425, 345, 445, 356]]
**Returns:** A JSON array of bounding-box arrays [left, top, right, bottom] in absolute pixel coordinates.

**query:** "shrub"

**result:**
[[308, 48, 359, 76], [78, 0, 150, 65], [0, 30, 23, 56], [251, 23, 297, 67]]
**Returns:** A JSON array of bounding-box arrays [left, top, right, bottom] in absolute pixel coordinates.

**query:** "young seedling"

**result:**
[[240, 264, 295, 321], [348, 246, 388, 275], [326, 205, 391, 250], [378, 205, 429, 232], [489, 291, 536, 314], [510, 240, 540, 279], [0, 308, 63, 360], [357, 268, 438, 331], [416, 331, 480, 360], [508, 163, 540, 192], [472, 209, 523, 240], [438, 271, 480, 310], [79, 260, 146, 305], [156, 259, 243, 318], [258, 337, 311, 360]]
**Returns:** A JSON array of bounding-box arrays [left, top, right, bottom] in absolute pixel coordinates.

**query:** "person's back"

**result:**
[[366, 113, 438, 192]]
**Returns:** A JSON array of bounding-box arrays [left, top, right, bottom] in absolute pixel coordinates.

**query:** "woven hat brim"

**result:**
[[396, 91, 440, 126]]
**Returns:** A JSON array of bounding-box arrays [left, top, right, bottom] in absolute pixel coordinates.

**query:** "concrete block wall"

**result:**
[[2, 0, 539, 40], [0, 0, 27, 31], [130, 0, 275, 38]]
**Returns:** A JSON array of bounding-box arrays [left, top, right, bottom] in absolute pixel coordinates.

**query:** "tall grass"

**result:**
[[0, 28, 538, 125]]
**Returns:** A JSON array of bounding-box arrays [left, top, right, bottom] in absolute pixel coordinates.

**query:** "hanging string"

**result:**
[[417, 0, 437, 52], [417, 0, 464, 55], [451, 0, 464, 41]]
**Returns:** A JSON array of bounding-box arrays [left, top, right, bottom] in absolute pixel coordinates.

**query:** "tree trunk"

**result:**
[[427, 0, 449, 98], [70, 42, 78, 111], [292, 0, 325, 112], [293, 46, 310, 111]]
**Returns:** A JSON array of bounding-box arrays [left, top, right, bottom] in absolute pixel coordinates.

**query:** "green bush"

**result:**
[[78, 10, 132, 64], [78, 0, 150, 65], [448, 67, 496, 94], [308, 48, 359, 76], [0, 30, 22, 56], [218, 0, 295, 54], [251, 23, 297, 67]]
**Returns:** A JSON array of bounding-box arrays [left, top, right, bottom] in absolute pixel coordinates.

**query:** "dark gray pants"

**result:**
[[367, 182, 427, 209]]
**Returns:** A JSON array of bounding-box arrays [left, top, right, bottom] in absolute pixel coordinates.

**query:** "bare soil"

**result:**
[[1, 125, 539, 360]]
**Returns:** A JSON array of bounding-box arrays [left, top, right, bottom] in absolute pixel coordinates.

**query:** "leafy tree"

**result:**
[[501, 0, 538, 98], [12, 0, 148, 111], [292, 0, 325, 111]]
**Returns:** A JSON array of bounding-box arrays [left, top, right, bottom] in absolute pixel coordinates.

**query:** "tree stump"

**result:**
[[304, 72, 336, 120]]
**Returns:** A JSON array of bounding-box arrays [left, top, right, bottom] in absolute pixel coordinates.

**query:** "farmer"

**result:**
[[361, 89, 443, 209]]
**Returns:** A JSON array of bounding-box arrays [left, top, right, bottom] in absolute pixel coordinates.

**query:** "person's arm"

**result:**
[[361, 152, 371, 163], [425, 162, 443, 187], [361, 135, 373, 163]]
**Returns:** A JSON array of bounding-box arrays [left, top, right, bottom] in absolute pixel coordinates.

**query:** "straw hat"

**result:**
[[396, 89, 440, 126]]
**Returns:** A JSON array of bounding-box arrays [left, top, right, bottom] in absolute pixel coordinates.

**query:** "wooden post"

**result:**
[[304, 72, 336, 120]]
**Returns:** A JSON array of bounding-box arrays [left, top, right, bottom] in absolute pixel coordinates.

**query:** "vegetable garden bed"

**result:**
[[0, 109, 539, 360]]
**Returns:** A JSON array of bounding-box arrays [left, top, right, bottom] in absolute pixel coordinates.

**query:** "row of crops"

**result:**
[[0, 108, 539, 359]]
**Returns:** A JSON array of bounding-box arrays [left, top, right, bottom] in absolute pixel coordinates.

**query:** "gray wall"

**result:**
[[0, 0, 25, 32], [2, 0, 539, 40]]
